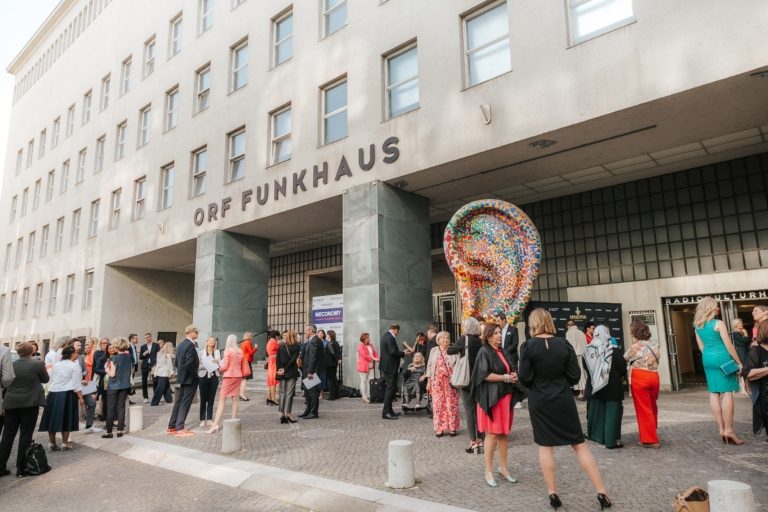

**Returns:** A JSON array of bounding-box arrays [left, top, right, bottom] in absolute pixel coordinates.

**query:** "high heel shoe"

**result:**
[[549, 493, 562, 510], [286, 417, 298, 423], [597, 493, 612, 510], [239, 396, 250, 402], [484, 471, 498, 488], [206, 425, 221, 434], [465, 442, 476, 454], [496, 468, 517, 483], [280, 416, 288, 424]]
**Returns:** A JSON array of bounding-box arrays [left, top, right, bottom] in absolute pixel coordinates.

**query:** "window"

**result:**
[[39, 129, 46, 158], [76, 148, 87, 183], [232, 0, 247, 8], [33, 179, 41, 210], [27, 232, 35, 263], [567, 0, 635, 45], [322, 79, 347, 144], [386, 45, 419, 118], [26, 140, 34, 168], [165, 87, 179, 130], [52, 117, 61, 147], [34, 283, 44, 317], [40, 224, 49, 258], [88, 200, 100, 237], [115, 121, 127, 160], [231, 40, 248, 91], [15, 149, 23, 175], [21, 288, 30, 319], [15, 238, 23, 267], [66, 104, 75, 136], [143, 35, 156, 76], [71, 208, 81, 245], [0, 294, 5, 321], [160, 164, 174, 209], [270, 106, 291, 164], [191, 147, 207, 196], [82, 90, 92, 124], [83, 270, 95, 309], [21, 188, 29, 216], [464, 1, 511, 87], [139, 105, 152, 145], [61, 160, 70, 193], [100, 74, 111, 110], [10, 195, 17, 222], [273, 11, 293, 66], [134, 177, 146, 219], [199, 0, 213, 33], [9, 291, 17, 321], [110, 188, 121, 229], [48, 279, 58, 315], [228, 128, 246, 182], [3, 244, 10, 271], [46, 170, 55, 201], [54, 217, 64, 252], [195, 64, 211, 112], [95, 135, 106, 172], [120, 56, 132, 95], [323, 0, 347, 36], [169, 14, 183, 56], [64, 274, 75, 312]]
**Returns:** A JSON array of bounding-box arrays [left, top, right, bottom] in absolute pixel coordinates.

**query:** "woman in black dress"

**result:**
[[744, 320, 768, 440], [519, 308, 611, 510]]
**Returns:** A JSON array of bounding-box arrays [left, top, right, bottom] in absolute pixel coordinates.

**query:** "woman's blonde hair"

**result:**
[[204, 336, 217, 355], [112, 337, 129, 352], [160, 340, 175, 355], [528, 308, 556, 336], [284, 330, 298, 346], [693, 297, 718, 328], [436, 331, 451, 344], [225, 334, 239, 352], [730, 318, 743, 329], [412, 352, 425, 365]]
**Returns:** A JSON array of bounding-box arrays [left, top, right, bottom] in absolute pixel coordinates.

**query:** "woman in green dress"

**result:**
[[693, 297, 743, 445]]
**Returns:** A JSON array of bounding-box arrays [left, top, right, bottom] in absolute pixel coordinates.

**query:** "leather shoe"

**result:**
[[382, 413, 399, 420], [304, 414, 319, 419], [298, 411, 310, 418], [392, 411, 402, 416]]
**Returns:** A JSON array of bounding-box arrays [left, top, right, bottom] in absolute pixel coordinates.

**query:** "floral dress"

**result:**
[[431, 350, 460, 433]]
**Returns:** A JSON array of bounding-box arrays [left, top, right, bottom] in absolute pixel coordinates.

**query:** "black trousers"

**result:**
[[198, 375, 218, 421], [307, 385, 321, 415], [382, 371, 398, 416], [326, 366, 339, 399], [141, 367, 151, 399], [169, 384, 196, 430], [0, 407, 40, 474], [106, 388, 129, 433], [151, 377, 173, 405]]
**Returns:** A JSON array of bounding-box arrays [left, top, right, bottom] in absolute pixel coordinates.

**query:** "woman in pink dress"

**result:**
[[471, 322, 517, 488], [426, 331, 460, 437], [207, 335, 243, 434], [266, 332, 279, 406]]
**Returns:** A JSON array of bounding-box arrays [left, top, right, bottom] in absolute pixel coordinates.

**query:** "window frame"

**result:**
[[39, 129, 47, 158], [134, 176, 147, 220], [64, 274, 76, 313], [270, 104, 292, 165], [34, 283, 44, 317], [52, 117, 61, 147], [143, 35, 157, 77], [48, 279, 58, 316], [139, 104, 152, 146], [191, 146, 208, 197], [66, 104, 76, 136], [272, 9, 293, 67], [115, 120, 127, 160], [120, 55, 132, 95], [566, 0, 636, 46], [40, 224, 49, 258], [199, 0, 214, 33], [71, 209, 81, 245], [160, 163, 175, 210], [95, 135, 106, 173], [76, 147, 87, 183], [26, 231, 36, 264], [88, 199, 100, 238], [321, 77, 348, 145], [165, 86, 180, 131], [195, 63, 211, 113], [82, 89, 92, 125], [60, 160, 70, 193], [462, 0, 512, 88], [110, 188, 122, 229], [54, 217, 64, 252], [322, 0, 347, 37], [100, 74, 111, 110], [227, 128, 246, 183], [169, 13, 183, 57], [230, 39, 249, 92], [384, 42, 420, 119], [46, 170, 55, 202]]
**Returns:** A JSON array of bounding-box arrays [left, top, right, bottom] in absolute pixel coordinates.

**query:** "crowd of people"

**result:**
[[1, 298, 766, 510]]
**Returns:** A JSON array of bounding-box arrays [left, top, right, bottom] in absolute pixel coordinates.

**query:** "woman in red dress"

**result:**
[[266, 332, 279, 406], [425, 331, 460, 437], [471, 322, 517, 488]]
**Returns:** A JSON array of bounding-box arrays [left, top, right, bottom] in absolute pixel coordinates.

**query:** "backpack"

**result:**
[[24, 441, 51, 476]]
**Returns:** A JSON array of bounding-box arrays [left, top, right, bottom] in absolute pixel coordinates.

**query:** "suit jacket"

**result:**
[[301, 336, 321, 376], [175, 338, 200, 386], [129, 343, 139, 369], [502, 324, 520, 367], [380, 331, 405, 375], [140, 342, 159, 369], [323, 340, 342, 368], [1, 358, 49, 410]]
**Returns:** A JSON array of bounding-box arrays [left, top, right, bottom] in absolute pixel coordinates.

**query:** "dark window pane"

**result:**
[[644, 246, 657, 261], [695, 221, 709, 238], [679, 205, 693, 222], [610, 266, 622, 282], [714, 254, 729, 271], [646, 262, 660, 279], [684, 240, 698, 257], [631, 230, 643, 246], [621, 266, 634, 281], [711, 236, 726, 253], [660, 261, 673, 277], [681, 222, 695, 239], [633, 264, 646, 280], [743, 232, 757, 250], [588, 269, 599, 283], [643, 229, 656, 244], [657, 244, 671, 260], [745, 251, 761, 269], [607, 235, 619, 250], [709, 218, 724, 236], [724, 215, 740, 234], [690, 185, 704, 202], [670, 242, 684, 259], [668, 224, 682, 241], [726, 234, 742, 251], [728, 253, 744, 271], [672, 259, 687, 276], [599, 268, 611, 283], [685, 258, 700, 275], [699, 256, 714, 274], [697, 239, 712, 255]]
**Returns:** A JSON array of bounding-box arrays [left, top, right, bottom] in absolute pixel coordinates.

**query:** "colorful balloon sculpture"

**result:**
[[444, 199, 541, 324]]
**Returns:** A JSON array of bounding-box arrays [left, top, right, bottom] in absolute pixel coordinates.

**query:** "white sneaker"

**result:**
[[88, 426, 104, 433], [143, 399, 149, 404], [514, 402, 523, 410]]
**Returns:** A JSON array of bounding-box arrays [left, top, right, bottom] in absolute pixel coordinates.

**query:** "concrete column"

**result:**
[[342, 181, 432, 387], [193, 231, 269, 347]]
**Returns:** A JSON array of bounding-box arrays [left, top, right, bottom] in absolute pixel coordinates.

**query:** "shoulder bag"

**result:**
[[673, 486, 709, 512], [240, 353, 252, 378], [450, 335, 470, 389]]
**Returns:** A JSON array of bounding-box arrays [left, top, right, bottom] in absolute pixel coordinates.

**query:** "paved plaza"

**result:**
[[0, 368, 765, 511]]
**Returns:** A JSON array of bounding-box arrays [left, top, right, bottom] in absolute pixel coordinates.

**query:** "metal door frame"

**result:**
[[662, 303, 682, 391]]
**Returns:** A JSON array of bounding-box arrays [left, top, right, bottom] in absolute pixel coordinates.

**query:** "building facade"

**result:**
[[1, 0, 767, 389]]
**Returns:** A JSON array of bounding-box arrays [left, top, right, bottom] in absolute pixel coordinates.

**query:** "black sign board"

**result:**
[[524, 301, 624, 350]]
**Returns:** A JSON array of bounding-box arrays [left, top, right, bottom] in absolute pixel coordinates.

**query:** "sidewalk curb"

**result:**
[[78, 435, 477, 512]]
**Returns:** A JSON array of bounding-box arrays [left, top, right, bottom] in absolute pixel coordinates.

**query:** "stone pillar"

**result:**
[[708, 480, 755, 512], [193, 231, 269, 347], [342, 181, 432, 387], [222, 418, 242, 453], [386, 440, 415, 488]]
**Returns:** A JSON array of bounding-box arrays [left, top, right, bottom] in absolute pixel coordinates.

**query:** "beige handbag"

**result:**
[[673, 486, 709, 512]]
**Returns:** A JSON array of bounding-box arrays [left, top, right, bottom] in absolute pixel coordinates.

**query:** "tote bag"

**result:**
[[450, 336, 470, 389]]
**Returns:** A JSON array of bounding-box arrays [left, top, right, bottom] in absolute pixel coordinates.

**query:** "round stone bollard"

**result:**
[[222, 418, 242, 454], [708, 480, 756, 512], [129, 405, 143, 433], [386, 440, 415, 489]]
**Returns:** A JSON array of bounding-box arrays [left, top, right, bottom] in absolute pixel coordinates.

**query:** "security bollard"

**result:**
[[129, 405, 143, 433], [386, 440, 415, 489], [708, 480, 755, 512], [222, 418, 242, 453]]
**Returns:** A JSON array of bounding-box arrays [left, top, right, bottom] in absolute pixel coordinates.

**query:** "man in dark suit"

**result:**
[[380, 324, 412, 420], [423, 325, 438, 367], [139, 332, 158, 403], [497, 313, 520, 366], [127, 333, 139, 402], [299, 325, 322, 419], [167, 325, 200, 436]]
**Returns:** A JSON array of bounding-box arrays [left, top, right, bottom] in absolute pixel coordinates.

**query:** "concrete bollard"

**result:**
[[129, 405, 143, 433], [222, 418, 242, 453], [708, 480, 755, 512], [386, 440, 415, 489]]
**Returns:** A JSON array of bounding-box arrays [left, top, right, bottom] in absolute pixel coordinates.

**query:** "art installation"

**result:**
[[443, 199, 542, 323]]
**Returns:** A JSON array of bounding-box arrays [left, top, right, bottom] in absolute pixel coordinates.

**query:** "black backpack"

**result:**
[[24, 442, 51, 476]]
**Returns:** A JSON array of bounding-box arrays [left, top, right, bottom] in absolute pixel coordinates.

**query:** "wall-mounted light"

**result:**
[[529, 139, 557, 149], [480, 104, 491, 125]]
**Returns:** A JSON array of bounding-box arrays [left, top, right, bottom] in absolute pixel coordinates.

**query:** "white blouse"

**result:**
[[49, 359, 83, 393]]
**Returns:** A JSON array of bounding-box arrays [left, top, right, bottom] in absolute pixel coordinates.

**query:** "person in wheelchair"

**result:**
[[402, 353, 428, 406]]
